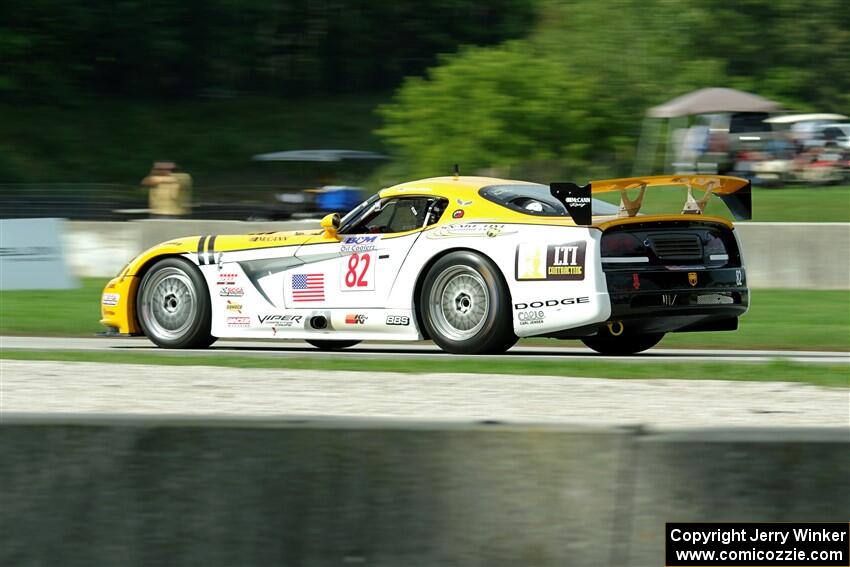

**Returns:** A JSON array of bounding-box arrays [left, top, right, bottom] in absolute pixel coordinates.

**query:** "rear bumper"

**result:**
[[603, 267, 749, 334]]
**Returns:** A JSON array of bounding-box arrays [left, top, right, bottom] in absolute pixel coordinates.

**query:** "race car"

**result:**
[[100, 174, 752, 355]]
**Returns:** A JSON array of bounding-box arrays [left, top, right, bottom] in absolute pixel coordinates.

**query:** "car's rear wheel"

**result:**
[[581, 328, 664, 355], [420, 251, 517, 354], [137, 257, 217, 349], [305, 339, 360, 350]]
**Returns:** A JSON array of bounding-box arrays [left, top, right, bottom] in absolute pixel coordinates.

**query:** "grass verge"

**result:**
[[1, 350, 847, 388], [0, 278, 106, 336], [594, 184, 850, 222], [527, 289, 849, 352], [2, 280, 846, 351]]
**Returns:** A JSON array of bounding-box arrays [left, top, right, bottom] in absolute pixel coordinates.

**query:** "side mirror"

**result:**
[[320, 213, 341, 239]]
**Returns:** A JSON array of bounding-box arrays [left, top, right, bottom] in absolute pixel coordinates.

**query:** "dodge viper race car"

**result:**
[[100, 174, 752, 355]]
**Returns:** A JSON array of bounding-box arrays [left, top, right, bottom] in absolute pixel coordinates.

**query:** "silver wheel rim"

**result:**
[[140, 267, 198, 341], [428, 265, 490, 341]]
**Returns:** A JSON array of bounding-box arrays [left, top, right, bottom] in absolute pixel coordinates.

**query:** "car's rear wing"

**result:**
[[550, 175, 752, 226]]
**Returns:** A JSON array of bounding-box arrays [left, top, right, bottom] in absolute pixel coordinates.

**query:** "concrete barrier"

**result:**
[[60, 220, 849, 288], [63, 219, 319, 277], [1, 416, 847, 566], [735, 223, 850, 289]]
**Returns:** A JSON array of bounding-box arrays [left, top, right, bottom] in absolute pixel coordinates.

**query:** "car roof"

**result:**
[[379, 176, 528, 200]]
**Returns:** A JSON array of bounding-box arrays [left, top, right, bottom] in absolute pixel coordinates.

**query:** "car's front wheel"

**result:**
[[137, 257, 217, 349], [581, 328, 664, 355], [420, 251, 517, 354]]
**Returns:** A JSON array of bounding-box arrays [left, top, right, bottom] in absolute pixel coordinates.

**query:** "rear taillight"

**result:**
[[601, 233, 646, 257]]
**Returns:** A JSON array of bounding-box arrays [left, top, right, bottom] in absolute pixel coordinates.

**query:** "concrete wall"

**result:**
[[735, 222, 850, 289], [61, 220, 850, 288], [1, 416, 847, 567], [63, 219, 319, 277]]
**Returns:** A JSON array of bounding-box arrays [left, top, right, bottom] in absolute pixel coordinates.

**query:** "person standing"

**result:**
[[141, 162, 191, 218]]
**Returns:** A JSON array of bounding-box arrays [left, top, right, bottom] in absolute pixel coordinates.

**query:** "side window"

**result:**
[[344, 197, 446, 234]]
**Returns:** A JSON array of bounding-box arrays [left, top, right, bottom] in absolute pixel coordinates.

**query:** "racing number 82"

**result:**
[[344, 253, 371, 288]]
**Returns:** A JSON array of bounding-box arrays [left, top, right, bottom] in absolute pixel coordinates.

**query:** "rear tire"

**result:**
[[581, 329, 664, 355], [420, 251, 517, 354], [306, 339, 360, 350], [137, 257, 217, 349]]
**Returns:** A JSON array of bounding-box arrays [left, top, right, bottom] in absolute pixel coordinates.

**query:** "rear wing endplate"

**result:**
[[551, 175, 752, 226]]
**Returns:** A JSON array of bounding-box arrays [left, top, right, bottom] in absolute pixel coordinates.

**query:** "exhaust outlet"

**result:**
[[606, 320, 624, 336], [310, 316, 328, 330]]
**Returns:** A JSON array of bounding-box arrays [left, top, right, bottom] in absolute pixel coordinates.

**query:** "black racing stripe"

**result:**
[[206, 235, 217, 265], [197, 235, 208, 265]]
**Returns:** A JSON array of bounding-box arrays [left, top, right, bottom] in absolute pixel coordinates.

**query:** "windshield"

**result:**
[[479, 184, 619, 217], [339, 193, 380, 232]]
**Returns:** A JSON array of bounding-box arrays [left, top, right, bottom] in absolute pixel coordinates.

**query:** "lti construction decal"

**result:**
[[516, 242, 586, 281]]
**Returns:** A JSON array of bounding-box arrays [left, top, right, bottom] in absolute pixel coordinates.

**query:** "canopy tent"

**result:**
[[635, 88, 784, 175], [647, 87, 782, 118]]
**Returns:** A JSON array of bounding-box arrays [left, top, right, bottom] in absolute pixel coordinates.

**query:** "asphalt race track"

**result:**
[[3, 336, 849, 364]]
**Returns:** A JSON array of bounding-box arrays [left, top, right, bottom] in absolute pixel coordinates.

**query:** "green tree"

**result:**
[[378, 0, 849, 180]]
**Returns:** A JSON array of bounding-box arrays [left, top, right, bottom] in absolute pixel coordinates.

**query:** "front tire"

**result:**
[[305, 340, 360, 350], [420, 251, 517, 354], [137, 257, 217, 349], [581, 329, 664, 355]]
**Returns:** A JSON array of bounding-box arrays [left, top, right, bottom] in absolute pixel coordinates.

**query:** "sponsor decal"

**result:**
[[688, 272, 698, 287], [452, 209, 465, 219], [516, 242, 586, 281], [102, 293, 120, 306], [345, 313, 368, 325], [386, 315, 410, 326], [564, 196, 590, 208], [340, 235, 380, 253], [248, 235, 289, 242], [517, 310, 545, 326], [736, 269, 743, 286], [427, 223, 514, 239], [227, 316, 250, 328], [632, 273, 640, 290], [456, 198, 472, 206], [226, 300, 242, 313], [341, 253, 375, 291], [217, 273, 238, 285], [103, 309, 116, 316], [219, 286, 244, 297], [514, 296, 590, 310], [292, 273, 325, 302], [257, 314, 303, 327]]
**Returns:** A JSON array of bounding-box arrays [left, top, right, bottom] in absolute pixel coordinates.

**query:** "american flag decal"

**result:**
[[292, 273, 325, 302]]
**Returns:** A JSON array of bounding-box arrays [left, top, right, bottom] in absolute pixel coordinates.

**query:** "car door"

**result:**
[[285, 195, 446, 310]]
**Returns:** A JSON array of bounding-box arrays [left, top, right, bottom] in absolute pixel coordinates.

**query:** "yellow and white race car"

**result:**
[[100, 174, 752, 354]]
